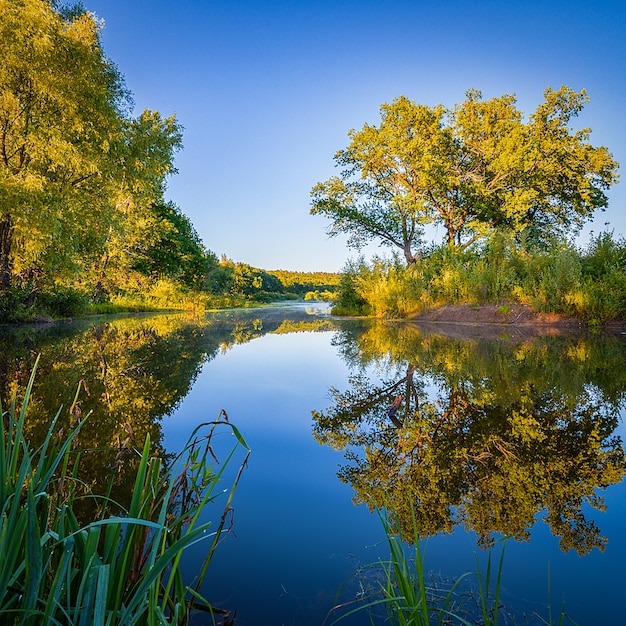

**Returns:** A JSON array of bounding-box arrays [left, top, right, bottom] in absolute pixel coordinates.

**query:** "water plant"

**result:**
[[0, 358, 249, 625], [326, 504, 576, 626]]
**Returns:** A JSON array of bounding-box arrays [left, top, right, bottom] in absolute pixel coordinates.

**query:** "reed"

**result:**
[[0, 359, 249, 625], [327, 505, 576, 626]]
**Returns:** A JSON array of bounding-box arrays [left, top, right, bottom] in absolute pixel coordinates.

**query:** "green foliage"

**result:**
[[0, 287, 38, 323], [304, 289, 336, 301], [0, 0, 130, 290], [332, 232, 626, 323], [331, 261, 370, 316], [0, 361, 249, 624], [230, 262, 276, 298], [0, 0, 186, 311], [131, 201, 214, 290], [209, 260, 338, 304], [36, 286, 91, 318], [311, 88, 618, 262], [582, 231, 626, 278], [266, 269, 340, 296]]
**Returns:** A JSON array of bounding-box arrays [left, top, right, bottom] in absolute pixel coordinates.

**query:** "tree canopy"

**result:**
[[311, 88, 618, 265], [0, 0, 184, 304]]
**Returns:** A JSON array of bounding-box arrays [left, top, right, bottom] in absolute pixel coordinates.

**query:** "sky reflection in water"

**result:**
[[162, 309, 626, 626]]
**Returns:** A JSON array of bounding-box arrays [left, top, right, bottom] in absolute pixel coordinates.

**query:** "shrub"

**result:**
[[37, 286, 90, 318], [332, 261, 371, 316]]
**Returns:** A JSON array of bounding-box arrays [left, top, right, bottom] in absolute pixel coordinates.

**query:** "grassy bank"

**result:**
[[332, 232, 626, 326], [0, 274, 338, 324]]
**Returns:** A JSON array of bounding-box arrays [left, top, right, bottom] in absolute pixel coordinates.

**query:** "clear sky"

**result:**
[[87, 0, 625, 273]]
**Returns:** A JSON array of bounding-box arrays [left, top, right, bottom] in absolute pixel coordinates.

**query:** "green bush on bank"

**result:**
[[333, 231, 626, 324]]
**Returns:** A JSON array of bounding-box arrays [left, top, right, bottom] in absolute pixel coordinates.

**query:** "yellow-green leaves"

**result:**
[[312, 87, 618, 259], [0, 1, 183, 304]]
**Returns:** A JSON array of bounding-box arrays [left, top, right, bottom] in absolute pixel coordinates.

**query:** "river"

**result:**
[[1, 303, 624, 625]]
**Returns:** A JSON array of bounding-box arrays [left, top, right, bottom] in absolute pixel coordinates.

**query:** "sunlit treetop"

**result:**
[[311, 87, 619, 265]]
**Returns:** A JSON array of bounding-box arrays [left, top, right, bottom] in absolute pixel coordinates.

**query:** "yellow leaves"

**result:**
[[564, 288, 588, 313], [509, 408, 547, 443], [62, 9, 101, 51]]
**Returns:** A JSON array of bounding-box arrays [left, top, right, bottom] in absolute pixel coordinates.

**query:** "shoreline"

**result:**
[[402, 303, 626, 339]]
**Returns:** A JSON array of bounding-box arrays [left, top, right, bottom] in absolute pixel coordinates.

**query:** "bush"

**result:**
[[0, 286, 36, 323], [582, 231, 626, 279], [333, 233, 626, 324], [37, 286, 90, 318], [332, 261, 371, 316]]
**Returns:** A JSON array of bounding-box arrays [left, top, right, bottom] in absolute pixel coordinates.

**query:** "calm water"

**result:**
[[1, 304, 625, 625]]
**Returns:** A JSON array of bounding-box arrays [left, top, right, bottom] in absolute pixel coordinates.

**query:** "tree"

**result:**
[[453, 86, 618, 243], [91, 110, 182, 302], [0, 0, 128, 290], [311, 88, 618, 259], [131, 201, 213, 290], [311, 97, 449, 265], [0, 0, 183, 305]]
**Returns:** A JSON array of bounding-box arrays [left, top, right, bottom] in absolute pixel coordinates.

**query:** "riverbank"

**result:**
[[411, 303, 578, 326], [400, 302, 626, 340]]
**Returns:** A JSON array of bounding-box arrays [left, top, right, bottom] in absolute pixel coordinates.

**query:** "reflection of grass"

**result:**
[[327, 506, 576, 626], [0, 359, 249, 624]]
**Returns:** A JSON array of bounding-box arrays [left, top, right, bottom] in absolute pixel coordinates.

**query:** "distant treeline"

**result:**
[[201, 261, 339, 307], [266, 270, 340, 295]]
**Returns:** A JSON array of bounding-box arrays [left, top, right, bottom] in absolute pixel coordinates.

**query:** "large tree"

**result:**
[[0, 0, 126, 289], [0, 0, 182, 301], [311, 97, 449, 265], [131, 200, 214, 290], [453, 87, 619, 243], [90, 109, 182, 302], [311, 88, 618, 263]]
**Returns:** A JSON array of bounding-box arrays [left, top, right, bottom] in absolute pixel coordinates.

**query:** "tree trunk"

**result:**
[[445, 219, 457, 246], [403, 243, 416, 266], [93, 252, 109, 303], [0, 216, 14, 291]]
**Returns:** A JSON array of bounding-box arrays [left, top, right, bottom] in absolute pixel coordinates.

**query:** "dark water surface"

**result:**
[[2, 304, 625, 625]]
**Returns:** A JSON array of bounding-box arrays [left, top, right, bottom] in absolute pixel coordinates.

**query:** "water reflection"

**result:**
[[0, 306, 334, 518], [313, 322, 626, 555]]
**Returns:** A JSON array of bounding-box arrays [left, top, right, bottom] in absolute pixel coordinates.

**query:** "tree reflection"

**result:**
[[313, 323, 626, 555], [0, 309, 334, 520]]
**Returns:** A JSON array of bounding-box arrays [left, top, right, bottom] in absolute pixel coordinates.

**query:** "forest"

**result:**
[[0, 1, 338, 323]]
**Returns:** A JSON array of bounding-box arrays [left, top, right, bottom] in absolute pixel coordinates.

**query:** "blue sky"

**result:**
[[87, 0, 625, 272]]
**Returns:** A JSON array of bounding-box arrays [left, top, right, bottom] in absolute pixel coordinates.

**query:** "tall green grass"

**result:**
[[334, 231, 626, 323], [0, 359, 249, 625], [326, 505, 576, 626]]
